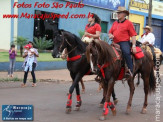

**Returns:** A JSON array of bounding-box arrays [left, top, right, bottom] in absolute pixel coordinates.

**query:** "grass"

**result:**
[[0, 51, 63, 62], [0, 77, 23, 82]]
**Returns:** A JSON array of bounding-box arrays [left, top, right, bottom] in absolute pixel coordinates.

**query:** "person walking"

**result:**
[[21, 41, 39, 87]]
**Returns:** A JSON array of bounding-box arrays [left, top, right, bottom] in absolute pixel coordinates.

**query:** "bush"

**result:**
[[78, 30, 85, 38], [14, 36, 28, 57], [33, 37, 53, 52]]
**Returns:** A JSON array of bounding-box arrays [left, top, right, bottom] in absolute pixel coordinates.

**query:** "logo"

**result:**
[[2, 105, 33, 121]]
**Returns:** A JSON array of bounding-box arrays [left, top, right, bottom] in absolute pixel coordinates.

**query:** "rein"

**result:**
[[59, 36, 84, 62], [59, 37, 78, 58], [97, 46, 121, 79]]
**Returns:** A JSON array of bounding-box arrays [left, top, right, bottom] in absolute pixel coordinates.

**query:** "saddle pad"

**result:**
[[82, 37, 93, 43]]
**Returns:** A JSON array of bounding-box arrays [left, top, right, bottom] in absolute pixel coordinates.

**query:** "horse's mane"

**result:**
[[61, 30, 86, 52], [86, 40, 116, 64]]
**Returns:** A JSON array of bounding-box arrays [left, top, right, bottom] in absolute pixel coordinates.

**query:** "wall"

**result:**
[[17, 0, 116, 41], [0, 61, 67, 71], [129, 14, 144, 39], [129, 0, 163, 51], [0, 0, 11, 50]]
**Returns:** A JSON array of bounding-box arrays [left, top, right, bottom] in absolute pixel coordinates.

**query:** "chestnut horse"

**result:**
[[86, 40, 156, 120]]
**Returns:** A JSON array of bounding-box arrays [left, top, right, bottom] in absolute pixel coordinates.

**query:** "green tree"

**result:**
[[33, 37, 53, 52], [78, 30, 85, 38], [14, 36, 28, 57]]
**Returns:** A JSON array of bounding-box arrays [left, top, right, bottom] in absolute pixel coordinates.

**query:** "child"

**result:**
[[24, 44, 35, 72], [8, 44, 17, 77]]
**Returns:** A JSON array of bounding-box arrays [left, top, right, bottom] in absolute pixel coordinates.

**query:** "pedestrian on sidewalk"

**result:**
[[21, 41, 39, 87], [8, 44, 17, 77]]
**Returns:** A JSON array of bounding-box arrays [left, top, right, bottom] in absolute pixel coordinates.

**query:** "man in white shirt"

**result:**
[[141, 26, 155, 45], [141, 26, 156, 66]]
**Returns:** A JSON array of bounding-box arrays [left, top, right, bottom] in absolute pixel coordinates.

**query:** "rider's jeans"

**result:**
[[118, 41, 133, 73]]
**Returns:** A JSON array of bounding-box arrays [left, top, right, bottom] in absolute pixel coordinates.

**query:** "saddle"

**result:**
[[136, 41, 162, 61], [141, 44, 153, 60]]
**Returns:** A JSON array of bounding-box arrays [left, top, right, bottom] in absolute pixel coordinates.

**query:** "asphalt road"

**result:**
[[0, 77, 162, 122]]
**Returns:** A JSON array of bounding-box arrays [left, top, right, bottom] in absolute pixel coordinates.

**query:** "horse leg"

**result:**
[[112, 88, 118, 105], [66, 73, 83, 113], [99, 79, 116, 121], [126, 78, 135, 114], [66, 72, 75, 113], [80, 79, 85, 94], [74, 83, 82, 111], [136, 73, 140, 87], [141, 76, 149, 114], [99, 83, 107, 108], [99, 96, 105, 108]]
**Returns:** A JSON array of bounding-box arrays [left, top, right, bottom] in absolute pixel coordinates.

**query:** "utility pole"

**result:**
[[128, 0, 131, 20], [148, 0, 152, 26]]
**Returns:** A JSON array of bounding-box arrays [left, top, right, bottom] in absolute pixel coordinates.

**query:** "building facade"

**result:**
[[127, 0, 163, 51], [0, 0, 126, 50]]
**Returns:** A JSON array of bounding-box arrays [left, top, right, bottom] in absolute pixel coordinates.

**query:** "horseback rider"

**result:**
[[82, 13, 101, 43], [108, 6, 137, 76], [61, 13, 101, 59], [140, 26, 156, 66]]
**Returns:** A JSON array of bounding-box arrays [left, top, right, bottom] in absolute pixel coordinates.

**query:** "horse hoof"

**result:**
[[65, 108, 71, 114], [126, 108, 131, 114], [74, 107, 80, 111], [141, 108, 147, 114], [99, 104, 104, 108], [114, 99, 118, 105], [99, 115, 106, 121], [111, 109, 116, 116]]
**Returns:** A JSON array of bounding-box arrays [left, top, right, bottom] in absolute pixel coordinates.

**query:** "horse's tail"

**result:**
[[149, 67, 156, 93]]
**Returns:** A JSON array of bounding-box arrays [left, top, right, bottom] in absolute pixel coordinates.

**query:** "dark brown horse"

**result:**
[[86, 40, 156, 120]]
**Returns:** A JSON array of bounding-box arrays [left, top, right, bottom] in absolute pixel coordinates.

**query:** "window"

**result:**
[[101, 21, 108, 33], [34, 10, 59, 39], [133, 23, 140, 35], [33, 10, 59, 50]]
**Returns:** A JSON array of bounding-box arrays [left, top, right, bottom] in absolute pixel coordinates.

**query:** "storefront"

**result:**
[[128, 0, 163, 51]]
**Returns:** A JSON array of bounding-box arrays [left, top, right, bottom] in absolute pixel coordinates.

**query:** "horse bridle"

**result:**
[[59, 35, 77, 57]]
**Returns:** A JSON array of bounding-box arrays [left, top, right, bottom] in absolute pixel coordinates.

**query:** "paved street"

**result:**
[[0, 68, 163, 122]]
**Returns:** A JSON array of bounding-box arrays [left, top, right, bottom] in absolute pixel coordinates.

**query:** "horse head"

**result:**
[[86, 40, 100, 73], [86, 40, 116, 73], [52, 29, 67, 58]]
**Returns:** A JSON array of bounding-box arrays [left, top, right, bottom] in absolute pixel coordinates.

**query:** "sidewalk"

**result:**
[[0, 69, 96, 82], [0, 65, 163, 82]]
